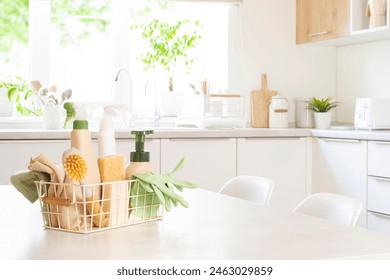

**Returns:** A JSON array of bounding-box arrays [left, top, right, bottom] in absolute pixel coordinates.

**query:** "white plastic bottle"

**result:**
[[97, 104, 129, 157], [98, 106, 116, 157]]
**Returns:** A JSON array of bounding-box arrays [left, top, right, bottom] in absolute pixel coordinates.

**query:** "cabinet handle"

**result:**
[[308, 31, 330, 37], [244, 137, 304, 140], [372, 177, 390, 183], [370, 211, 390, 219], [0, 140, 69, 144], [373, 141, 390, 146], [168, 138, 231, 141], [322, 138, 361, 143]]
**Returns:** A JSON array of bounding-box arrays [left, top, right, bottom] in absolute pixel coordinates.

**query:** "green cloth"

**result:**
[[10, 170, 51, 203]]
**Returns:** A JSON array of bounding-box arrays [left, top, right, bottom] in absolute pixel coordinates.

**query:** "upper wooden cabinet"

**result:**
[[296, 0, 350, 44]]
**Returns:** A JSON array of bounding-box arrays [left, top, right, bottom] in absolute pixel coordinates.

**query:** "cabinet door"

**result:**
[[237, 137, 307, 212], [0, 140, 70, 185], [315, 138, 367, 227], [296, 0, 350, 44], [160, 138, 236, 192], [116, 139, 160, 173]]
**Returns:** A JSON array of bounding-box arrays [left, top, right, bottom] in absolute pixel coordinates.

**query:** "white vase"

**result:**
[[160, 92, 179, 117], [314, 112, 332, 129], [0, 88, 14, 117]]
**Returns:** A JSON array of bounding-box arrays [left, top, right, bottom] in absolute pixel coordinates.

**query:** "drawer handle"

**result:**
[[370, 211, 390, 219], [322, 138, 360, 143], [168, 138, 232, 141], [372, 177, 390, 183], [308, 31, 330, 37], [374, 141, 390, 146]]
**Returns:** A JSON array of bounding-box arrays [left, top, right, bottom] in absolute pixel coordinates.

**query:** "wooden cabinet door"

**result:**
[[296, 0, 350, 44]]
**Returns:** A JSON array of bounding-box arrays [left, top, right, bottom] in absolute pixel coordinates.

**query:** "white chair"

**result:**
[[293, 193, 362, 226], [218, 175, 275, 206]]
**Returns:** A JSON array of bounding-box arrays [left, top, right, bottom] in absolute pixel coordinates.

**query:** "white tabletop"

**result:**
[[2, 185, 390, 260]]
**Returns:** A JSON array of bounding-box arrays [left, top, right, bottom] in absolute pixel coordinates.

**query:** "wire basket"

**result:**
[[35, 180, 163, 234]]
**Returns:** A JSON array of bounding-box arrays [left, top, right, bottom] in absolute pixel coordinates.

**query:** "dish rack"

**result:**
[[176, 94, 245, 128], [35, 180, 163, 234]]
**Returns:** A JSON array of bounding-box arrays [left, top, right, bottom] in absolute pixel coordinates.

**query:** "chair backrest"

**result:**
[[293, 192, 362, 226], [218, 175, 275, 205]]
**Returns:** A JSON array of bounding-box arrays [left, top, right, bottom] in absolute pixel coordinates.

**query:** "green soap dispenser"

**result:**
[[126, 130, 158, 218], [125, 130, 156, 180]]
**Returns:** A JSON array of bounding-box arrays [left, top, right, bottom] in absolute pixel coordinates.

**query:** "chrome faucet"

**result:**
[[114, 67, 133, 114], [145, 79, 160, 127]]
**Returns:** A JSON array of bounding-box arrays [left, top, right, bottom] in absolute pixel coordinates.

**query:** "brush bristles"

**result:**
[[64, 153, 87, 181]]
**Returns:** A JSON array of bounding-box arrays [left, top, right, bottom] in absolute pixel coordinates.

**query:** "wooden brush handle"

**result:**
[[42, 196, 72, 207], [86, 196, 107, 227]]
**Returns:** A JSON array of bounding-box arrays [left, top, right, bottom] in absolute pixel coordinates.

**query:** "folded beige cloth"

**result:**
[[28, 153, 65, 227], [28, 153, 65, 184]]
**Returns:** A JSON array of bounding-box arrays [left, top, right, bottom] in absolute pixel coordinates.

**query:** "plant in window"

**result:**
[[0, 76, 42, 116], [132, 18, 202, 92]]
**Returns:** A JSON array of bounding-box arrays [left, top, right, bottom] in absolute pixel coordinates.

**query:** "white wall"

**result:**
[[228, 0, 337, 123], [337, 39, 390, 123]]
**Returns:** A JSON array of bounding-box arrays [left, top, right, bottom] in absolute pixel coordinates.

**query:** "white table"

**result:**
[[2, 185, 390, 260]]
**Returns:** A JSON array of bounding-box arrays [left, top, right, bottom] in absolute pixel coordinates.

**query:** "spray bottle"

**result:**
[[97, 104, 128, 157], [125, 130, 156, 180]]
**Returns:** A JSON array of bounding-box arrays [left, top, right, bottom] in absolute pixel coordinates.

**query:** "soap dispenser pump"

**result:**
[[125, 130, 156, 180]]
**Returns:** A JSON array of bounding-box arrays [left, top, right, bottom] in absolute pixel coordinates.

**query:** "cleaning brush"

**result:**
[[63, 148, 107, 227]]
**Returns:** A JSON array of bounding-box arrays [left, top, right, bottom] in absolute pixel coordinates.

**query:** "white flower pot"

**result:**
[[314, 112, 332, 129]]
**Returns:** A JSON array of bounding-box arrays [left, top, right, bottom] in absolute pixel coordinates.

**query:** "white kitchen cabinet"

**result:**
[[0, 140, 70, 185], [367, 141, 390, 233], [315, 138, 367, 227], [160, 138, 236, 192], [237, 137, 308, 212], [116, 138, 161, 173]]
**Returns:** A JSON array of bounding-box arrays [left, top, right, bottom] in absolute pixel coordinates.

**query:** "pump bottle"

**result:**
[[125, 130, 156, 180]]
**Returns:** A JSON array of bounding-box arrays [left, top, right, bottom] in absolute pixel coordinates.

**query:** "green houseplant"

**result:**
[[132, 18, 202, 92], [0, 76, 42, 116], [306, 96, 339, 129]]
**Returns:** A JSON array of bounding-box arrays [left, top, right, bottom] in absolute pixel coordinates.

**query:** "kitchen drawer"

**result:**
[[367, 211, 390, 234], [368, 141, 390, 177], [367, 176, 390, 215]]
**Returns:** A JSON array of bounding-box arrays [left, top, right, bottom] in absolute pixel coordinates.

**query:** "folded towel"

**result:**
[[10, 170, 51, 203], [28, 153, 65, 227], [28, 153, 65, 183]]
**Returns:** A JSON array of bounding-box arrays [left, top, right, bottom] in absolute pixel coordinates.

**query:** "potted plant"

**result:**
[[133, 18, 202, 93], [0, 76, 42, 117], [306, 96, 339, 129]]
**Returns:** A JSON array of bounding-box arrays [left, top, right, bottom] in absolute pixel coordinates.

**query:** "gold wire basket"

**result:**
[[35, 180, 163, 234]]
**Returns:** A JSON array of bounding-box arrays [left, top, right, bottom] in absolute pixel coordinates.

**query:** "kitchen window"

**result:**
[[1, 0, 235, 120]]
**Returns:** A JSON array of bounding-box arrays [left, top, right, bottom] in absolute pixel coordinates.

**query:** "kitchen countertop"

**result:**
[[2, 185, 390, 260], [2, 126, 390, 141]]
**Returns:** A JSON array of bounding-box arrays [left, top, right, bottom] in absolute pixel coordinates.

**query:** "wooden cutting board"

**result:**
[[251, 74, 278, 128]]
